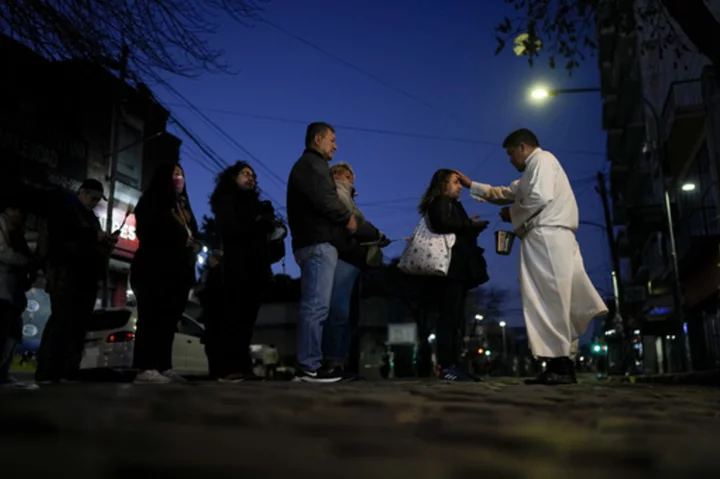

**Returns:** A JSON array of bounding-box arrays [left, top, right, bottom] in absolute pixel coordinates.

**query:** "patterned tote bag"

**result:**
[[398, 216, 456, 276]]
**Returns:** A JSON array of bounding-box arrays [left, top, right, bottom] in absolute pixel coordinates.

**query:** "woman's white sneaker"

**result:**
[[135, 370, 172, 384]]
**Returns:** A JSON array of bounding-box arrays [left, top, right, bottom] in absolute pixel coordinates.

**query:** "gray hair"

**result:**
[[330, 162, 355, 178]]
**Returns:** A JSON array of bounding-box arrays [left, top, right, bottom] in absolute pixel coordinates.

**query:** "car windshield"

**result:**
[[86, 309, 133, 332]]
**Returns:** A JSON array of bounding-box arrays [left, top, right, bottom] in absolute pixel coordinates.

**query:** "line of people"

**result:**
[[0, 121, 607, 388]]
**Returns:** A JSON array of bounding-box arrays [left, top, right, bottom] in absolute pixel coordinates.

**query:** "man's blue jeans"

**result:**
[[295, 243, 338, 372], [323, 259, 360, 366]]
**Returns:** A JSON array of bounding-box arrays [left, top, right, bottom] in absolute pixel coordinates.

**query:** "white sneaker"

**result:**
[[0, 376, 40, 390], [134, 370, 172, 384], [160, 369, 187, 383]]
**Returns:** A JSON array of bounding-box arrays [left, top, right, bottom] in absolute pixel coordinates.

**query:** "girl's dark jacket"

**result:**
[[425, 196, 489, 288]]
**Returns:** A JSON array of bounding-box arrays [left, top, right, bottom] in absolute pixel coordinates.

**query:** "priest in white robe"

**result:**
[[457, 128, 607, 385]]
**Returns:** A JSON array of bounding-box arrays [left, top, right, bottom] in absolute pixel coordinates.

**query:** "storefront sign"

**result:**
[[0, 122, 88, 187], [98, 211, 139, 259]]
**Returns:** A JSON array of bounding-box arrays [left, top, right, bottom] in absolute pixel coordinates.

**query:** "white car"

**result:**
[[80, 307, 208, 376]]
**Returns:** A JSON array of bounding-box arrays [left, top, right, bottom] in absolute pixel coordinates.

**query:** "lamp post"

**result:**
[[499, 321, 507, 358], [529, 85, 691, 372]]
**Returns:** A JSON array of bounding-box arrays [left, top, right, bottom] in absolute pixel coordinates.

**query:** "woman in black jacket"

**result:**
[[206, 161, 280, 382], [419, 169, 490, 382], [131, 162, 199, 384]]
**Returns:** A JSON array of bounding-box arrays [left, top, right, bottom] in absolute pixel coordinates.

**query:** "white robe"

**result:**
[[470, 148, 608, 358]]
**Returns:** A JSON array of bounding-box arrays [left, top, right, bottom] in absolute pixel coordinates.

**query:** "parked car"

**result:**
[[79, 307, 208, 376]]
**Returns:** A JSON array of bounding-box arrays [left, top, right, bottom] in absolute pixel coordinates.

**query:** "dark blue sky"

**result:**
[[156, 1, 611, 330]]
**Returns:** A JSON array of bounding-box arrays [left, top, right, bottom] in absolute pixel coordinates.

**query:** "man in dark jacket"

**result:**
[[286, 122, 356, 382], [35, 179, 117, 383]]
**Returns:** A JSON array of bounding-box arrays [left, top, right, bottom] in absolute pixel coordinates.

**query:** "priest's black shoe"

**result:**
[[524, 357, 577, 385]]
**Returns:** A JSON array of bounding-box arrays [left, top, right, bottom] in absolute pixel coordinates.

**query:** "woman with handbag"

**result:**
[[206, 161, 283, 382], [131, 163, 200, 384], [411, 169, 490, 381]]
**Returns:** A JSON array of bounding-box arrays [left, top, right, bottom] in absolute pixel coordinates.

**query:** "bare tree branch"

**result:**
[[0, 0, 269, 80]]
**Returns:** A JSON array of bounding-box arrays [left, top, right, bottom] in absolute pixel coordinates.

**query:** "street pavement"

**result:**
[[1, 376, 719, 478]]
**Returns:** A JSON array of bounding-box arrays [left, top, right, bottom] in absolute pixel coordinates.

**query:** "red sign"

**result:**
[[112, 214, 138, 259]]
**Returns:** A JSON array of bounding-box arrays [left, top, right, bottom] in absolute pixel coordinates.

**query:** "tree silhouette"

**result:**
[[494, 0, 720, 74], [0, 0, 268, 79]]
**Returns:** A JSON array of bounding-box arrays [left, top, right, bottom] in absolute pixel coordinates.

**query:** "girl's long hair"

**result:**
[[418, 169, 455, 215], [209, 161, 259, 215], [135, 162, 198, 234]]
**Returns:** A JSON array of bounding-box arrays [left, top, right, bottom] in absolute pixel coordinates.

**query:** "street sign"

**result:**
[[387, 323, 417, 344]]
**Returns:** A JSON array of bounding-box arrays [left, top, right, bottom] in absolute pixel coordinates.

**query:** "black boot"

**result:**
[[524, 357, 577, 385]]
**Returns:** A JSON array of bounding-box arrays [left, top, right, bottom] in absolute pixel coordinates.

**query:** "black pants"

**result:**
[[203, 277, 262, 379], [133, 279, 190, 372], [435, 278, 467, 369], [35, 283, 97, 382]]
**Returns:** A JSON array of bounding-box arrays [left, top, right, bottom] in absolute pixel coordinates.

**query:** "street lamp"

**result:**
[[475, 314, 484, 321], [499, 321, 507, 358], [529, 86, 602, 102], [681, 182, 696, 192]]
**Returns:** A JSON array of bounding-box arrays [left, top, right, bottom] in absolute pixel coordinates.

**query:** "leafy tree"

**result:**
[[0, 0, 268, 79], [494, 0, 720, 74]]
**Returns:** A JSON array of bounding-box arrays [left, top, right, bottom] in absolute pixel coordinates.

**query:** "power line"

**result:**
[[164, 103, 607, 157], [261, 19, 448, 118], [155, 82, 288, 213]]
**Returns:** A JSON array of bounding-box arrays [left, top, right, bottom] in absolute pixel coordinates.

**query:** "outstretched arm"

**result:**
[[454, 170, 518, 206], [469, 181, 518, 205]]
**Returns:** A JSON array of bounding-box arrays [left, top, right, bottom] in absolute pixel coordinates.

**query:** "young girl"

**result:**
[[418, 169, 490, 381]]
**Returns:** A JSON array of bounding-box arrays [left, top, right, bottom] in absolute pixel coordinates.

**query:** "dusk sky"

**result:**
[[154, 1, 611, 331]]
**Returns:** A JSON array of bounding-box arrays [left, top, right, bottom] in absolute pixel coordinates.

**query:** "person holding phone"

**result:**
[[418, 169, 490, 382]]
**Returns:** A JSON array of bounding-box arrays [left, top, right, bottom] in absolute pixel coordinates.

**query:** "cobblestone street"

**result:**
[[1, 378, 719, 478]]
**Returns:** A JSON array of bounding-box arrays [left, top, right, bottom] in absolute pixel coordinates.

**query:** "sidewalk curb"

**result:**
[[606, 370, 720, 387]]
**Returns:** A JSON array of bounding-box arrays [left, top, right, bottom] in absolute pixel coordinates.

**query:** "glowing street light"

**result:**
[[528, 86, 601, 103], [681, 182, 696, 192], [530, 87, 550, 100], [499, 321, 506, 328], [475, 314, 484, 321]]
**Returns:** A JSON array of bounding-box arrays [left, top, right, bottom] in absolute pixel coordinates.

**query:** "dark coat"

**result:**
[[425, 196, 489, 288], [212, 188, 275, 283], [286, 149, 353, 252]]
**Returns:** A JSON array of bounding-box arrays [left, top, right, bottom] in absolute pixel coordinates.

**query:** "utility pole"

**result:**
[[102, 43, 130, 307], [596, 171, 634, 375]]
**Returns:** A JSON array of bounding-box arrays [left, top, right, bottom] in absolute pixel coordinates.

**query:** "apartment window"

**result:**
[[116, 122, 143, 189]]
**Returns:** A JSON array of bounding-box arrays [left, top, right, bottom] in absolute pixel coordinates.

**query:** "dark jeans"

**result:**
[[203, 278, 262, 378], [435, 278, 467, 369], [35, 283, 97, 382], [133, 279, 190, 372]]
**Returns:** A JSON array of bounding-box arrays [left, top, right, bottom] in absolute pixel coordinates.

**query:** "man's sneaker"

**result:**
[[333, 367, 364, 382], [439, 366, 477, 382], [292, 368, 343, 383], [161, 369, 188, 383], [135, 370, 173, 384]]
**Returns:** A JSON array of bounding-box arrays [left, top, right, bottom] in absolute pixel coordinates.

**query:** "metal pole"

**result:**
[[551, 87, 602, 95], [102, 44, 130, 308], [642, 97, 691, 372]]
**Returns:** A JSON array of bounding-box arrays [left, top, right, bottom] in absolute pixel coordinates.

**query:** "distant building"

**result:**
[[597, 1, 720, 372], [0, 34, 181, 307]]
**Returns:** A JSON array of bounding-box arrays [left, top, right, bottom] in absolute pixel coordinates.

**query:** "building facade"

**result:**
[[598, 0, 720, 372], [1, 35, 181, 308]]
